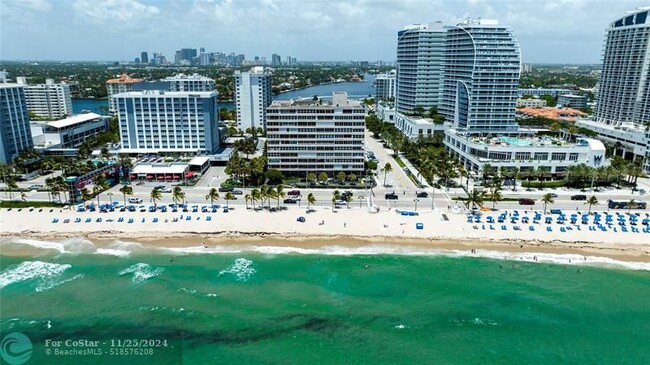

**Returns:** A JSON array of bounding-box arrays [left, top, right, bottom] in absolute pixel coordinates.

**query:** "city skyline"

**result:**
[[1, 0, 648, 64]]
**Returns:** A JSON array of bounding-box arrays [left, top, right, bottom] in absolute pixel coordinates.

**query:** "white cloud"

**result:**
[[73, 0, 160, 25]]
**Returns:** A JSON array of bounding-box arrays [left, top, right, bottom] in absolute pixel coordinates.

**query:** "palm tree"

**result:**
[[275, 185, 285, 207], [267, 188, 278, 207], [541, 193, 555, 214], [172, 186, 185, 205], [627, 199, 638, 215], [489, 187, 503, 210], [150, 188, 162, 209], [332, 190, 341, 209], [119, 185, 133, 206], [343, 194, 352, 208], [6, 177, 18, 200], [244, 194, 251, 209], [251, 188, 261, 209], [381, 162, 393, 187], [307, 193, 316, 210], [224, 192, 234, 208], [92, 184, 103, 207], [260, 185, 270, 208], [463, 189, 485, 210], [205, 188, 219, 206], [80, 187, 92, 207], [585, 196, 598, 215]]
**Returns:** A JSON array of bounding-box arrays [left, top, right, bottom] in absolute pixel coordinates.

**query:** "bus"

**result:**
[[607, 199, 647, 210]]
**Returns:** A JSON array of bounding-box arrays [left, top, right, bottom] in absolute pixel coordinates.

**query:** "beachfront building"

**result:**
[[106, 73, 145, 115], [440, 18, 521, 133], [114, 90, 220, 155], [444, 131, 607, 174], [234, 67, 272, 131], [574, 7, 650, 172], [374, 70, 396, 101], [161, 74, 216, 92], [266, 92, 365, 175], [594, 7, 650, 126], [396, 22, 445, 114], [16, 77, 72, 119], [30, 113, 110, 153], [0, 83, 33, 163]]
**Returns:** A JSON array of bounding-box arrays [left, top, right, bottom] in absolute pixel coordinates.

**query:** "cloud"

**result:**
[[73, 0, 160, 25]]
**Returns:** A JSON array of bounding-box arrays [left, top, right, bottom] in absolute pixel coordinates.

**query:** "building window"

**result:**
[[534, 152, 548, 161]]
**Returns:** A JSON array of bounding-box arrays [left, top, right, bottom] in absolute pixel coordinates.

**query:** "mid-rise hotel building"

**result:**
[[234, 67, 272, 131], [374, 70, 396, 101], [266, 92, 365, 175], [0, 84, 33, 163], [114, 90, 220, 155], [17, 77, 72, 119], [161, 73, 216, 92]]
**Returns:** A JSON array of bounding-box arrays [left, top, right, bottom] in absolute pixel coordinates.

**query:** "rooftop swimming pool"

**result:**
[[499, 137, 533, 146]]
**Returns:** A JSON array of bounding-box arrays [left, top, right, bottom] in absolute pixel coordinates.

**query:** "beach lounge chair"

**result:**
[[128, 218, 134, 224], [489, 225, 495, 230], [153, 217, 159, 223], [51, 218, 58, 223], [529, 226, 535, 231], [501, 225, 507, 230], [206, 216, 212, 221], [63, 219, 70, 223], [186, 216, 191, 220], [141, 218, 145, 223], [546, 226, 552, 232], [85, 218, 91, 223], [96, 218, 102, 223], [560, 227, 566, 232], [118, 217, 124, 222]]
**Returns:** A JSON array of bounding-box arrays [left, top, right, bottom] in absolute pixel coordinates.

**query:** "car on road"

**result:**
[[570, 194, 587, 201], [518, 198, 535, 205], [283, 198, 298, 204], [28, 184, 44, 190], [158, 187, 172, 193], [548, 193, 558, 198], [218, 186, 233, 192], [287, 190, 301, 196], [231, 189, 243, 195], [416, 191, 429, 198], [385, 192, 399, 200], [128, 197, 143, 204]]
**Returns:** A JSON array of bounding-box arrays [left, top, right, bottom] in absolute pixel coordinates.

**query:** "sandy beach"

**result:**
[[1, 205, 649, 263]]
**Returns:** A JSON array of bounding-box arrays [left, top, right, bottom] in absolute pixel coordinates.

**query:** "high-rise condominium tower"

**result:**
[[396, 22, 445, 114], [17, 77, 72, 119], [595, 7, 650, 126], [0, 84, 33, 163], [234, 67, 272, 131], [440, 18, 521, 133]]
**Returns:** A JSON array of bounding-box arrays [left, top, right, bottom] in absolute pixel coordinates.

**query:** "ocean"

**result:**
[[0, 238, 649, 365]]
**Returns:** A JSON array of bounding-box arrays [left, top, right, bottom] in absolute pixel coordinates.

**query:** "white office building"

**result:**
[[114, 91, 220, 155], [234, 67, 272, 131], [374, 70, 396, 101], [17, 77, 72, 119], [161, 73, 216, 92], [0, 84, 33, 163], [594, 7, 650, 126], [266, 92, 365, 175], [396, 22, 445, 114]]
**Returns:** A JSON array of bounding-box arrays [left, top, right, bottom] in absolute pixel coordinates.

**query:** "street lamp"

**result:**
[[414, 198, 419, 211], [108, 192, 113, 204]]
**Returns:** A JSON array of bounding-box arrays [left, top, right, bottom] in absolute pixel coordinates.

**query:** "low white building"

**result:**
[[576, 118, 650, 173], [376, 102, 396, 124], [394, 113, 447, 140], [444, 128, 607, 174], [516, 98, 547, 108], [30, 113, 110, 150]]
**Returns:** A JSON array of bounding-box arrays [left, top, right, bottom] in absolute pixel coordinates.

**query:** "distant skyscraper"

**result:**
[[234, 67, 272, 131], [0, 84, 33, 163], [595, 7, 650, 126], [271, 54, 282, 67], [395, 22, 445, 114], [16, 77, 72, 119], [141, 52, 148, 64], [174, 48, 198, 64], [440, 19, 521, 133], [161, 74, 215, 92], [106, 73, 145, 115], [114, 90, 220, 154]]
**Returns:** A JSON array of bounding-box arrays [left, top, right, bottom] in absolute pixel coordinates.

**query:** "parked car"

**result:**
[[283, 198, 298, 204], [158, 187, 172, 193], [342, 190, 353, 199], [287, 190, 301, 196], [218, 186, 233, 192], [518, 198, 535, 205], [385, 192, 399, 200], [549, 193, 558, 198], [416, 191, 429, 198], [128, 197, 143, 204], [570, 194, 587, 201], [231, 189, 243, 195], [28, 184, 44, 190]]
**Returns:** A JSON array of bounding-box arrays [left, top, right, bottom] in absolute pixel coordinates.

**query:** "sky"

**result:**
[[0, 0, 648, 64]]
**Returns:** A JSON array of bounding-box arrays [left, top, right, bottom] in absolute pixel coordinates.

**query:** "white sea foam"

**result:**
[[0, 237, 95, 254], [0, 261, 72, 289], [35, 274, 83, 292], [178, 287, 219, 298], [119, 263, 164, 285], [218, 258, 256, 281]]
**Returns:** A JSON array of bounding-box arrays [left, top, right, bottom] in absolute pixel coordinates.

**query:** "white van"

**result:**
[[128, 197, 143, 204]]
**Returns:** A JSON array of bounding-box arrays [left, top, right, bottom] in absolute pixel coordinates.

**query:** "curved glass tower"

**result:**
[[440, 19, 521, 134], [595, 7, 650, 126]]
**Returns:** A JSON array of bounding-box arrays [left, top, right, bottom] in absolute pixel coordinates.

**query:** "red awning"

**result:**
[[146, 175, 154, 179], [184, 172, 194, 177]]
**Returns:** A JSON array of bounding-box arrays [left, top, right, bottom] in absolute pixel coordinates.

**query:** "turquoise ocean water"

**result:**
[[1, 238, 649, 364]]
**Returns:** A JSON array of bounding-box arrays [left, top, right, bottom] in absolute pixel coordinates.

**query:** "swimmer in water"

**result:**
[[364, 264, 369, 269]]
